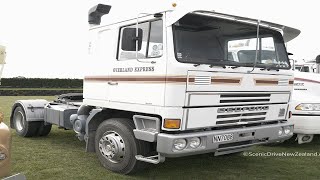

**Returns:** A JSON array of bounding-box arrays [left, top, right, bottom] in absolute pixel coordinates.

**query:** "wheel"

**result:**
[[37, 122, 52, 136], [12, 106, 40, 137], [283, 134, 297, 144], [95, 118, 151, 174]]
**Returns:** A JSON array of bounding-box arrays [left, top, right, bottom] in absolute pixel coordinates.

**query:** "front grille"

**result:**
[[220, 94, 271, 98], [220, 99, 270, 103], [217, 112, 267, 119], [216, 106, 267, 125], [219, 93, 271, 104], [216, 117, 266, 125]]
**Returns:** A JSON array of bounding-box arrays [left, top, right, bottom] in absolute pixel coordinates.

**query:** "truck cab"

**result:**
[[10, 4, 300, 174]]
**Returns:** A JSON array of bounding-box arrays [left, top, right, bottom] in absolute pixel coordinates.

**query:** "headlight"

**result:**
[[173, 139, 187, 151], [278, 128, 283, 136], [295, 104, 320, 111], [189, 137, 201, 149], [283, 126, 292, 135]]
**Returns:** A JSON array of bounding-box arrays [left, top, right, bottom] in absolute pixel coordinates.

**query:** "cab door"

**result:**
[[108, 17, 167, 107], [84, 28, 116, 101]]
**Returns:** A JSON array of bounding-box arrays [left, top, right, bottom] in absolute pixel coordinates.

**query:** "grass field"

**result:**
[[1, 96, 320, 180]]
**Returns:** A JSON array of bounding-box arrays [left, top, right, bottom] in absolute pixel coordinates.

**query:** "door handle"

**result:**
[[108, 81, 118, 85]]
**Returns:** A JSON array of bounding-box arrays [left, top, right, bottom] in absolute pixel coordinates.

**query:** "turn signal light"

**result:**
[[164, 119, 181, 129]]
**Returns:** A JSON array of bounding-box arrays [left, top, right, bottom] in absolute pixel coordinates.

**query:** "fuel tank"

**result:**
[[0, 112, 12, 178]]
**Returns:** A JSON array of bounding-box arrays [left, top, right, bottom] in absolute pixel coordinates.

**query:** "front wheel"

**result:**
[[95, 118, 151, 174]]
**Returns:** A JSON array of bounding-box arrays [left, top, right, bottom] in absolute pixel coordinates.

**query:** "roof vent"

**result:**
[[88, 4, 111, 25]]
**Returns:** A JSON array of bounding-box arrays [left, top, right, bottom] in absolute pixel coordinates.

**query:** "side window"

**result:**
[[119, 22, 149, 60], [148, 20, 163, 58], [118, 20, 163, 60]]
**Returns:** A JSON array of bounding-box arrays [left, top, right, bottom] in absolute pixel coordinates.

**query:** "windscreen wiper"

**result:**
[[207, 59, 239, 68], [259, 64, 280, 71], [209, 64, 226, 68]]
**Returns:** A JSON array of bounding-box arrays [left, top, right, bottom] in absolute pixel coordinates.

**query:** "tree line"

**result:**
[[0, 78, 83, 88]]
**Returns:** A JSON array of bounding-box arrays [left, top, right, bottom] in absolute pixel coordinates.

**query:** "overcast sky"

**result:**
[[0, 0, 319, 78]]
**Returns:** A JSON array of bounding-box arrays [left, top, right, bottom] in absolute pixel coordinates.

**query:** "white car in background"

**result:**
[[290, 55, 320, 143]]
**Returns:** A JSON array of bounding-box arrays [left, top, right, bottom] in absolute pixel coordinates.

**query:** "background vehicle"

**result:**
[[0, 45, 11, 178], [294, 60, 316, 73], [10, 3, 299, 174], [290, 55, 320, 143]]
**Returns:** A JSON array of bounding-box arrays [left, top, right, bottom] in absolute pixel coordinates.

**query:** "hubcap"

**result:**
[[15, 111, 25, 131], [99, 131, 125, 163]]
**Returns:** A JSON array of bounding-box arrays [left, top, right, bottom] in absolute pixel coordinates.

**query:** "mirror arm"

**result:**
[[247, 19, 261, 73], [136, 13, 156, 64]]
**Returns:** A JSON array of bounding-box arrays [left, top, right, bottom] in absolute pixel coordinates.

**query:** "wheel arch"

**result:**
[[85, 108, 162, 152], [10, 100, 48, 129]]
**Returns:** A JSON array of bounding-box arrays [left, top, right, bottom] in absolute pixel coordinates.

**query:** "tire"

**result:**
[[12, 106, 40, 137], [283, 134, 297, 144], [37, 122, 52, 136], [95, 118, 151, 174]]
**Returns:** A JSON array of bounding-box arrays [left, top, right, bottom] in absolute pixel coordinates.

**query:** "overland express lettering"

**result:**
[[113, 67, 154, 72]]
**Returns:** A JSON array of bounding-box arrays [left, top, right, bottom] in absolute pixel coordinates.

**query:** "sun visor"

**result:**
[[166, 9, 300, 43], [282, 26, 301, 43]]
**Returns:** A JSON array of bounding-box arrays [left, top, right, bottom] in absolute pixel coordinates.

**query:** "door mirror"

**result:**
[[121, 28, 143, 51], [316, 55, 320, 64]]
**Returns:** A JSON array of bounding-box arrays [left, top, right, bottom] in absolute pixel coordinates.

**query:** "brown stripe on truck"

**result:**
[[255, 79, 279, 85], [85, 75, 242, 85], [211, 78, 241, 84], [84, 76, 187, 84]]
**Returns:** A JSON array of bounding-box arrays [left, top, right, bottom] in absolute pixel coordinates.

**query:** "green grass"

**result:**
[[1, 96, 320, 179]]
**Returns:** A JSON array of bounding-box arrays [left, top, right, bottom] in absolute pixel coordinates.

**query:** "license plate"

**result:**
[[213, 133, 234, 143]]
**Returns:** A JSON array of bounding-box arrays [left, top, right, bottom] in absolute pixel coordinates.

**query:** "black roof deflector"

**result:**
[[88, 4, 111, 25]]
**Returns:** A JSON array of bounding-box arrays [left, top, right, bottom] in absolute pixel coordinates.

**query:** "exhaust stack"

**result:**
[[316, 55, 320, 73], [88, 4, 111, 26]]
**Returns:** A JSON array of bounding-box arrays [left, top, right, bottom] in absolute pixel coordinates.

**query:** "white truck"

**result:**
[[10, 3, 299, 174], [290, 55, 320, 143]]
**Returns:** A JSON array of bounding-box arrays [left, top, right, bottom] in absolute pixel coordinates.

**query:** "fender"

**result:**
[[10, 100, 48, 128], [84, 109, 111, 152]]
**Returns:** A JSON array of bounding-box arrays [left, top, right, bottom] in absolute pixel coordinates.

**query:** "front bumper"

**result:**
[[291, 113, 320, 134], [157, 122, 293, 157]]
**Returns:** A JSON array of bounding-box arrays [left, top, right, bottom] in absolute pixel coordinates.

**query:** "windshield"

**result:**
[[173, 13, 290, 69]]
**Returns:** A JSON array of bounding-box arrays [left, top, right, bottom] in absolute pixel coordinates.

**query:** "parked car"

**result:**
[[290, 55, 320, 143]]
